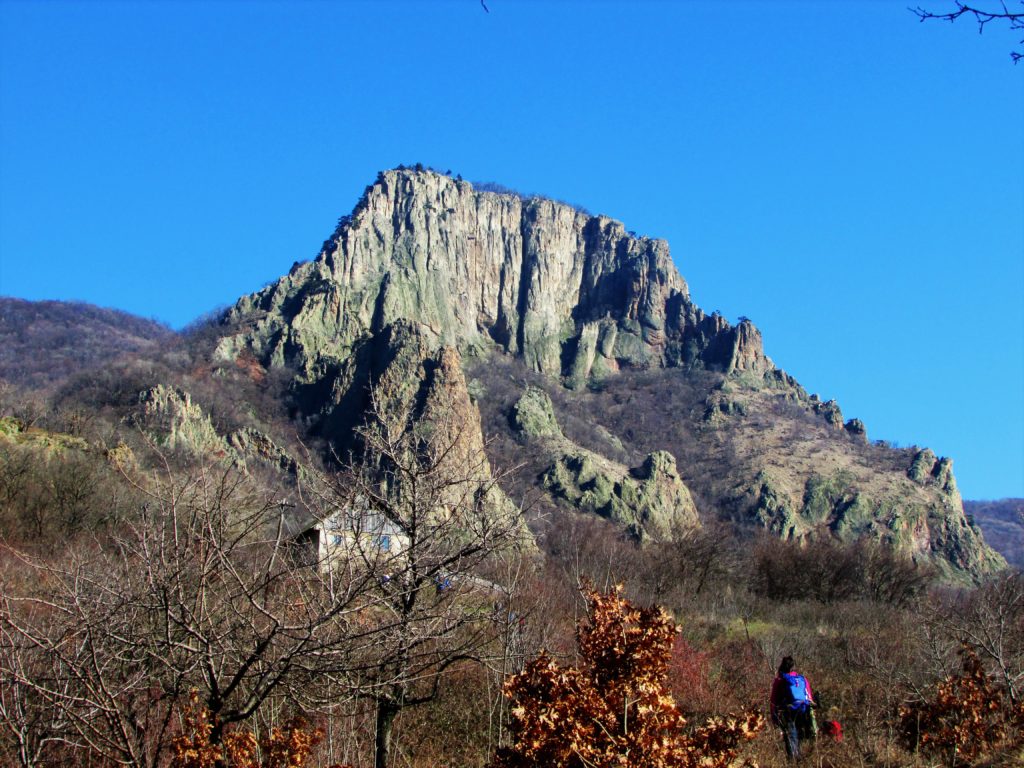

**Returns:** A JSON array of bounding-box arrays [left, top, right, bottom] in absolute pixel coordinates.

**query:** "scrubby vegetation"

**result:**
[[0, 301, 1021, 767], [2, 388, 1019, 768], [3, 441, 1021, 767], [472, 180, 592, 215]]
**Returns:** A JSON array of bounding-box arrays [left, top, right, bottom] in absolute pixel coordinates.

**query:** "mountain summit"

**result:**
[[218, 168, 767, 384], [213, 168, 1001, 580]]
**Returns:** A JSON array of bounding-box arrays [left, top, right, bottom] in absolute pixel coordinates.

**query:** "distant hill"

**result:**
[[0, 298, 174, 390], [966, 499, 1024, 569]]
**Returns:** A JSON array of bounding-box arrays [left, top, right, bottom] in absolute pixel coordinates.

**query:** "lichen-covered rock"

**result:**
[[136, 385, 225, 456], [909, 448, 938, 484], [703, 390, 747, 425], [744, 467, 1003, 582], [512, 387, 562, 439], [749, 470, 803, 539], [217, 169, 770, 384], [328, 323, 531, 547], [227, 428, 298, 475], [907, 449, 957, 494], [631, 450, 700, 537], [511, 383, 698, 541], [134, 387, 301, 476], [812, 399, 844, 429], [204, 168, 1000, 582], [542, 448, 698, 541], [934, 457, 957, 495], [802, 472, 876, 535]]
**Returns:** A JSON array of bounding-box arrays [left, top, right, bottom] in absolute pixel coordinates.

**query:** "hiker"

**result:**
[[770, 656, 817, 760]]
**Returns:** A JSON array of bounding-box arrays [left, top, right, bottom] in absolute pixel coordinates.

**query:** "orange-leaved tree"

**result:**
[[492, 586, 762, 768], [898, 644, 1024, 766], [171, 691, 346, 768]]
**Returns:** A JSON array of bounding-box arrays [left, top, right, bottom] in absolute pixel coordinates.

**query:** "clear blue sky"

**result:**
[[1, 0, 1021, 499]]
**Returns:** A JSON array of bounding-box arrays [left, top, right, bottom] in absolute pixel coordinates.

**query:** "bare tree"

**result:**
[[0, 338, 529, 768], [0, 457, 379, 767], [929, 572, 1024, 703], [635, 522, 740, 609], [912, 2, 1024, 62], [336, 361, 529, 768], [0, 597, 75, 768]]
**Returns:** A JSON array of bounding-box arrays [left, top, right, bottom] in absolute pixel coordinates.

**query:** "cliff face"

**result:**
[[217, 169, 768, 384], [214, 168, 1002, 577]]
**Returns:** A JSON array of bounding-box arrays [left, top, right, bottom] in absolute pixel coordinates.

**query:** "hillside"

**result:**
[[0, 170, 1002, 581], [3, 170, 1018, 768], [0, 297, 173, 390], [966, 498, 1024, 569], [209, 167, 1001, 581]]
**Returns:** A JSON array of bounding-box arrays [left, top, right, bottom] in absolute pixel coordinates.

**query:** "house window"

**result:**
[[331, 534, 343, 546], [377, 534, 391, 552]]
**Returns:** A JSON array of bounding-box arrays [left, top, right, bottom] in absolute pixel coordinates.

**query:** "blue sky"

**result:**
[[0, 0, 1021, 499]]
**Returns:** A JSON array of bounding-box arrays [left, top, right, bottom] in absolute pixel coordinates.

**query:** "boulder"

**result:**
[[512, 387, 562, 439]]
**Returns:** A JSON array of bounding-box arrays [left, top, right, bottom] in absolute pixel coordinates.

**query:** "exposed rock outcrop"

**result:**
[[513, 386, 699, 542], [812, 398, 844, 429], [217, 169, 770, 385], [133, 386, 300, 475], [226, 428, 298, 475], [750, 470, 801, 539], [512, 386, 563, 439], [542, 449, 699, 541], [349, 323, 528, 542], [844, 418, 867, 441], [908, 448, 957, 494], [136, 385, 223, 455], [746, 462, 1002, 581], [213, 168, 755, 545], [703, 390, 747, 425], [208, 168, 1000, 581]]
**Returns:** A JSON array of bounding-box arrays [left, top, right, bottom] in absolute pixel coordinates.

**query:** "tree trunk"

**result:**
[[209, 716, 227, 768], [374, 699, 399, 768]]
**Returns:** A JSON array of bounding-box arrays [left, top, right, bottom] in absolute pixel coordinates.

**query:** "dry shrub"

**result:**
[[172, 691, 344, 768], [899, 645, 1024, 766], [494, 587, 762, 768]]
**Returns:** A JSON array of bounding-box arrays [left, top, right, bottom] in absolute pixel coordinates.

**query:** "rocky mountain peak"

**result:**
[[207, 169, 1001, 579], [218, 168, 770, 385]]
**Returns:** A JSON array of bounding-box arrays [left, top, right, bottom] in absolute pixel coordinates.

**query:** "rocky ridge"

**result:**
[[212, 168, 1002, 580], [511, 386, 699, 540], [132, 384, 299, 475], [216, 169, 769, 385]]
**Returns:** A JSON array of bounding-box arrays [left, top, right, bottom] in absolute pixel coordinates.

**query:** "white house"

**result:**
[[287, 503, 408, 571]]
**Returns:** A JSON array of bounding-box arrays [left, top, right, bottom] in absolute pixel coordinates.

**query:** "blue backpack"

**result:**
[[784, 673, 812, 713]]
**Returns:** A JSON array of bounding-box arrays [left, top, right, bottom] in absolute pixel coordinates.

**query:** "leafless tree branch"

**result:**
[[912, 1, 1024, 61]]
